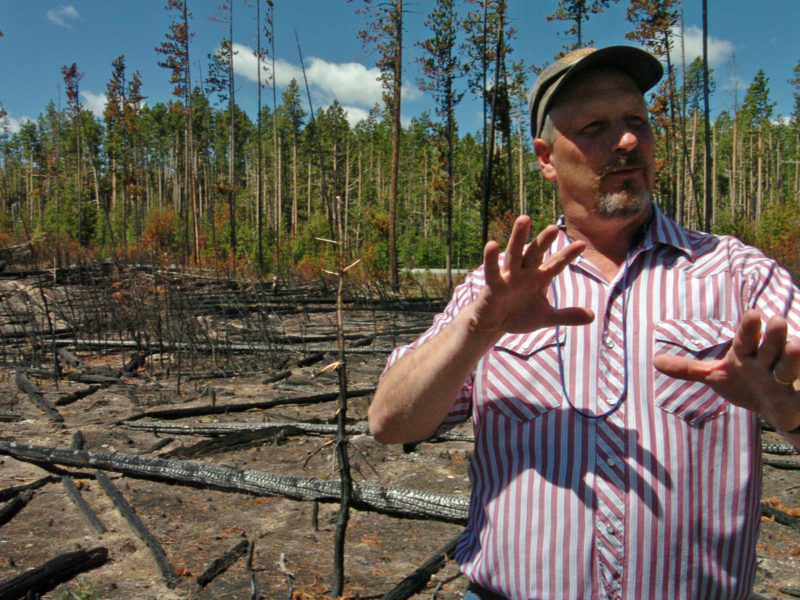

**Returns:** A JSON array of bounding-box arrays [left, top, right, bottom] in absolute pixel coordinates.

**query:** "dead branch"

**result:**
[[0, 547, 108, 600], [761, 503, 800, 533], [122, 419, 369, 438], [54, 384, 103, 406], [0, 489, 34, 526], [61, 475, 107, 534], [15, 371, 64, 423], [196, 538, 249, 588], [56, 347, 82, 368], [0, 411, 21, 422], [123, 387, 374, 422], [380, 534, 461, 600], [0, 441, 470, 523], [14, 370, 63, 422], [95, 471, 180, 586], [0, 475, 58, 502], [763, 458, 800, 470], [121, 418, 474, 443]]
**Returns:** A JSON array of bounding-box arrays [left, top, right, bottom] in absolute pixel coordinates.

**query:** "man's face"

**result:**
[[536, 67, 655, 220]]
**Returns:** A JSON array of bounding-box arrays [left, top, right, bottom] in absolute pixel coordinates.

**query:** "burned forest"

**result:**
[[0, 242, 799, 600]]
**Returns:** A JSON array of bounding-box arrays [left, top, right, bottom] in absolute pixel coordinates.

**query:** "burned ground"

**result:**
[[0, 266, 799, 600]]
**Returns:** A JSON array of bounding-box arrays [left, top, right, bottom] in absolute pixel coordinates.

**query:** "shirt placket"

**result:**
[[594, 283, 627, 599]]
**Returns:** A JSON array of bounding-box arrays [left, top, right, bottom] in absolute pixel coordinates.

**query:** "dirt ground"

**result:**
[[1, 275, 800, 600]]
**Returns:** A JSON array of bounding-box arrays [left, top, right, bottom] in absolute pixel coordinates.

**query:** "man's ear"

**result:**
[[533, 138, 557, 181]]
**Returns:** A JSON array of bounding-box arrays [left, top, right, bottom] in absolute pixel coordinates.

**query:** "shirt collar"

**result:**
[[555, 204, 696, 260]]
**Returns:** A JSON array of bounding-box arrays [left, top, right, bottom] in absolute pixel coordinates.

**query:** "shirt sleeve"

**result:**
[[733, 240, 800, 333], [379, 266, 486, 432]]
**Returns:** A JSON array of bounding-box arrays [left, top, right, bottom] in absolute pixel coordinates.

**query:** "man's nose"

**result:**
[[613, 128, 639, 154]]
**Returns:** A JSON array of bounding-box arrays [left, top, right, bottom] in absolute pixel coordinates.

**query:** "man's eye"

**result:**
[[581, 121, 605, 133]]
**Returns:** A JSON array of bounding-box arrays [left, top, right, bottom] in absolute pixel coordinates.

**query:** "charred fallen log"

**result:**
[[95, 471, 180, 586], [0, 441, 470, 524], [0, 475, 57, 502], [0, 411, 21, 422], [14, 370, 63, 422], [762, 504, 800, 533], [0, 489, 34, 526], [0, 547, 108, 600], [55, 384, 103, 406], [196, 538, 250, 588], [121, 419, 475, 443], [763, 458, 800, 470], [380, 534, 461, 600], [123, 387, 375, 422], [62, 475, 106, 534]]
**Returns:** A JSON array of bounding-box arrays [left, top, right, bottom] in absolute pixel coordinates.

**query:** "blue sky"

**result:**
[[1, 1, 797, 137]]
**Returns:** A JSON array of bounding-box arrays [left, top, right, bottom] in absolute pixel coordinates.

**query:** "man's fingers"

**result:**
[[772, 337, 800, 386], [550, 307, 595, 327], [732, 310, 763, 358], [483, 240, 501, 287], [540, 239, 586, 276], [504, 216, 532, 271], [653, 353, 716, 382], [758, 316, 788, 369], [521, 224, 559, 269]]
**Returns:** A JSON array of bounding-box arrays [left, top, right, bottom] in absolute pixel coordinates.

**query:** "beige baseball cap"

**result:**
[[528, 45, 663, 139]]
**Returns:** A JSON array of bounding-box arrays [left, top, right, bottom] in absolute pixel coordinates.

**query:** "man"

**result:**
[[369, 45, 800, 600]]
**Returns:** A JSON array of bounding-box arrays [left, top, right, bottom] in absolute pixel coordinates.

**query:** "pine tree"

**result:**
[[417, 0, 466, 290], [350, 0, 404, 290]]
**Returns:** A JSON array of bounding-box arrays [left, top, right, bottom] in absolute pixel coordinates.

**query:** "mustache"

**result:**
[[599, 151, 646, 177]]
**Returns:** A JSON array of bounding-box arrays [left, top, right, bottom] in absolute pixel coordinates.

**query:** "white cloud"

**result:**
[[670, 25, 734, 68], [231, 42, 421, 110], [4, 114, 31, 134], [81, 90, 106, 118], [46, 5, 80, 28], [339, 105, 370, 126]]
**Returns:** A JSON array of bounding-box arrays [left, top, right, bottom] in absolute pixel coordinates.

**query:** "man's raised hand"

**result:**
[[470, 216, 594, 338]]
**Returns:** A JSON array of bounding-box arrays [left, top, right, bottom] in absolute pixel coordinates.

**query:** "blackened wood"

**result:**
[[762, 503, 800, 533], [71, 431, 85, 450], [122, 418, 474, 443], [0, 476, 57, 502], [0, 489, 34, 526], [123, 419, 366, 438], [196, 538, 249, 588], [54, 384, 102, 406], [95, 471, 180, 586], [295, 352, 325, 367], [763, 458, 800, 470], [66, 372, 120, 385], [123, 352, 148, 373], [164, 429, 284, 459], [261, 369, 292, 384], [56, 347, 82, 368], [0, 441, 470, 523], [0, 411, 21, 422], [14, 371, 63, 423], [380, 534, 461, 600], [0, 546, 108, 600], [123, 387, 374, 422], [61, 476, 106, 534], [144, 437, 174, 453]]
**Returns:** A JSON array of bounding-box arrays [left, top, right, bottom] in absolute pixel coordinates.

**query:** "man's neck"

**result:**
[[564, 205, 653, 280]]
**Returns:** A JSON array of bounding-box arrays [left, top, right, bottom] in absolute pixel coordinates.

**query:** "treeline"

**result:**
[[1, 0, 799, 285]]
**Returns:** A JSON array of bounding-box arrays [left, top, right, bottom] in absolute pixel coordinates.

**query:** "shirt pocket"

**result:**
[[653, 319, 736, 425], [478, 328, 565, 422]]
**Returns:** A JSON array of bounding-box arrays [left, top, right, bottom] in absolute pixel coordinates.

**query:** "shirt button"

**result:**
[[604, 337, 615, 349], [606, 457, 616, 467], [607, 525, 615, 534]]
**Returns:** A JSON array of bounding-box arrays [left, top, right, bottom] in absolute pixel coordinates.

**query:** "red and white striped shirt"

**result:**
[[383, 205, 800, 600]]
